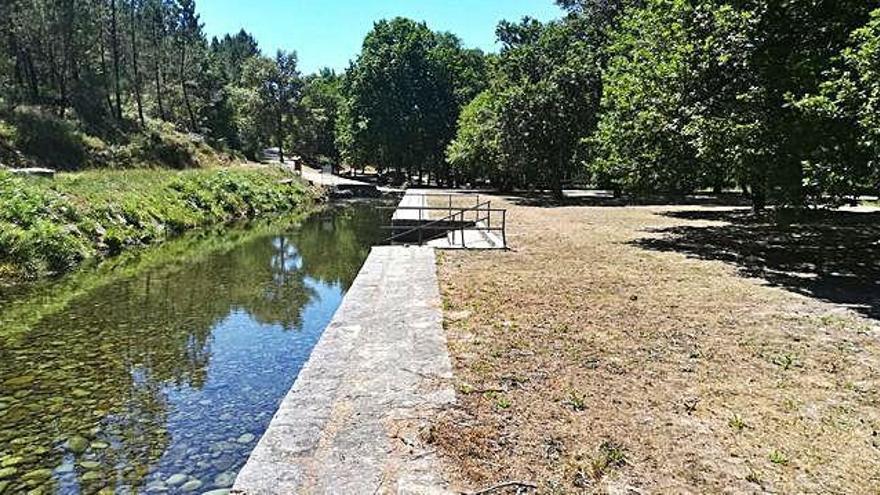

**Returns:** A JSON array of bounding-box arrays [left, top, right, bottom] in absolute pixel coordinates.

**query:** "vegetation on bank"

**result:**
[[0, 106, 237, 171], [0, 167, 314, 283]]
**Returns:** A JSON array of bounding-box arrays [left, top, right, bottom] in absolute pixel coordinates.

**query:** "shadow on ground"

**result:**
[[501, 191, 753, 208], [634, 209, 880, 321]]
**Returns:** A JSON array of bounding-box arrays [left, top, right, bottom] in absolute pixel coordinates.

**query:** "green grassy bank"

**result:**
[[0, 166, 317, 283]]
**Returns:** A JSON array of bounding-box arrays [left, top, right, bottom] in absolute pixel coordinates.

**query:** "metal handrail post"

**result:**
[[502, 210, 507, 249], [460, 211, 466, 249]]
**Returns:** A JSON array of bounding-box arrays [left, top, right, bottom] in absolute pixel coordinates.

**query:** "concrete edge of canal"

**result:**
[[231, 245, 456, 495]]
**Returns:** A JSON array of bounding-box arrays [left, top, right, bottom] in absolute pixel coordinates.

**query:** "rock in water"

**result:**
[[81, 471, 102, 482], [66, 436, 89, 454], [236, 433, 255, 444], [0, 457, 22, 468], [144, 481, 167, 492], [2, 375, 34, 388], [213, 471, 236, 487], [179, 479, 203, 492], [165, 473, 188, 486], [21, 468, 52, 484]]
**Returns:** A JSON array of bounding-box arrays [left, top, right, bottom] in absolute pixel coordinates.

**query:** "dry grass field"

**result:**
[[429, 194, 880, 494]]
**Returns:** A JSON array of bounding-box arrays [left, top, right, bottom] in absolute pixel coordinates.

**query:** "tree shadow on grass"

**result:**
[[633, 209, 880, 321], [501, 190, 753, 208]]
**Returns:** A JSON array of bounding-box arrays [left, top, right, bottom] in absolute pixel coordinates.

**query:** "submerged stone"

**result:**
[[0, 457, 22, 468], [81, 471, 102, 482], [54, 463, 75, 474], [21, 468, 52, 483], [213, 471, 235, 487], [236, 433, 255, 444], [144, 481, 167, 492], [66, 436, 90, 454], [90, 441, 110, 450], [79, 461, 100, 470], [0, 467, 16, 479], [202, 490, 230, 495], [3, 375, 35, 388], [71, 389, 91, 398], [165, 473, 187, 486], [179, 479, 202, 492]]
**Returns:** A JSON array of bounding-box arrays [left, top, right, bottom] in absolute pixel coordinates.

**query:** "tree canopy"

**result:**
[[336, 18, 486, 184]]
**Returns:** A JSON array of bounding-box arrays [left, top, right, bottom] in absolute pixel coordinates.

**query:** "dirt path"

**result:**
[[430, 195, 880, 494]]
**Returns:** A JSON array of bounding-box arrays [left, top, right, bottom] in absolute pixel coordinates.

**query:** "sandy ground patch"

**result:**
[[430, 195, 880, 494]]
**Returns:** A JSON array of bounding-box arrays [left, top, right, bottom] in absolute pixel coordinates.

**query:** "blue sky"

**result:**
[[198, 1, 564, 74]]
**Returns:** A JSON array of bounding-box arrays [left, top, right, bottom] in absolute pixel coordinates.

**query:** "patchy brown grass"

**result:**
[[430, 195, 880, 494]]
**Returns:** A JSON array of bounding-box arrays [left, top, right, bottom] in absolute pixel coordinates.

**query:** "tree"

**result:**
[[797, 8, 880, 204], [447, 18, 601, 197], [297, 69, 343, 168], [338, 18, 486, 184], [446, 90, 505, 187], [240, 52, 302, 163], [211, 30, 260, 86]]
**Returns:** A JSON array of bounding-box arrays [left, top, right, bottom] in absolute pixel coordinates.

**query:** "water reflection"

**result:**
[[0, 201, 389, 494]]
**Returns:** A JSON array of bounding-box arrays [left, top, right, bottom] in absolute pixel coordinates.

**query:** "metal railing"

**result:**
[[382, 194, 507, 248]]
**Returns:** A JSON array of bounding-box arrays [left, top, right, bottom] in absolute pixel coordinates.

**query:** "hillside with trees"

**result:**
[[0, 0, 335, 169]]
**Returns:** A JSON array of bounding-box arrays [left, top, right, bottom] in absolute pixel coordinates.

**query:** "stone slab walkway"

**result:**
[[232, 246, 454, 495], [391, 192, 429, 221]]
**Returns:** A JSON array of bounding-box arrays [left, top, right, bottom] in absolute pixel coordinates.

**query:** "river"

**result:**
[[0, 201, 390, 494]]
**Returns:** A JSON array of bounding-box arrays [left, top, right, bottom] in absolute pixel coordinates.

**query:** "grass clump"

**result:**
[[588, 441, 628, 481], [0, 167, 314, 282], [729, 414, 747, 432], [563, 390, 587, 412], [769, 450, 789, 465]]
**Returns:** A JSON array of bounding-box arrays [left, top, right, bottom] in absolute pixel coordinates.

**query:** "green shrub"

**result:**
[[5, 107, 91, 170]]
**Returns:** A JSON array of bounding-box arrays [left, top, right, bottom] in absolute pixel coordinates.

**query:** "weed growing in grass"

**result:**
[[729, 414, 747, 431], [588, 441, 628, 480], [495, 395, 512, 410], [772, 353, 797, 370], [769, 450, 789, 465], [563, 390, 587, 412], [745, 469, 762, 485]]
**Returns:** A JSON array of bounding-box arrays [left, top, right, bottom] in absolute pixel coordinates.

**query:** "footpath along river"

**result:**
[[0, 201, 391, 495]]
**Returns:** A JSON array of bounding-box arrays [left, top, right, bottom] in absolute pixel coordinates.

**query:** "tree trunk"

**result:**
[[110, 0, 123, 121], [277, 112, 285, 163], [130, 0, 145, 127], [179, 42, 197, 130], [98, 24, 114, 117], [751, 182, 766, 213], [552, 152, 565, 200], [151, 14, 165, 120]]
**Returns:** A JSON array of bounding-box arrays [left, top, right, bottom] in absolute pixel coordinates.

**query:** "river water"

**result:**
[[0, 202, 390, 494]]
